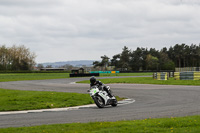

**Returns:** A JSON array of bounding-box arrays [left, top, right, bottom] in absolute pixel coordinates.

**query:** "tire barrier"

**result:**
[[175, 67, 200, 72], [153, 72, 169, 80], [194, 72, 200, 80], [174, 72, 200, 80]]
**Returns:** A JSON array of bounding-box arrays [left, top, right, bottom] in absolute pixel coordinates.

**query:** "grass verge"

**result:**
[[0, 73, 69, 82], [0, 73, 152, 82], [0, 89, 124, 111], [0, 88, 93, 111], [0, 115, 200, 132], [77, 77, 200, 86]]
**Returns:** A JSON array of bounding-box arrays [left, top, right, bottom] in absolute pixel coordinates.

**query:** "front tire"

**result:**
[[94, 96, 105, 108], [111, 99, 118, 107]]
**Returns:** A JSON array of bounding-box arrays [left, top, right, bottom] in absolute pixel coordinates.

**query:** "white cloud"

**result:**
[[0, 0, 200, 63]]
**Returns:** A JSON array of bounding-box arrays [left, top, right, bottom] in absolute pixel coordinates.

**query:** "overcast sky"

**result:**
[[0, 0, 200, 63]]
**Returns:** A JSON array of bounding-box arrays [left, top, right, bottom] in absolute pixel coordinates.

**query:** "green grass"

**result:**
[[0, 72, 153, 82], [0, 88, 93, 111], [0, 89, 124, 111], [0, 73, 69, 82], [78, 77, 200, 86], [1, 115, 200, 132]]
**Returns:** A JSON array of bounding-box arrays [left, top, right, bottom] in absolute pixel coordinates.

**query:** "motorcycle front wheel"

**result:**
[[94, 96, 105, 108], [111, 99, 118, 107]]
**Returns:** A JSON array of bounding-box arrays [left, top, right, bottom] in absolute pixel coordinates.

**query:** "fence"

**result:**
[[90, 71, 120, 74]]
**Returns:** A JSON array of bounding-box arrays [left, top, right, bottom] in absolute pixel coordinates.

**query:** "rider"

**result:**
[[90, 76, 113, 97]]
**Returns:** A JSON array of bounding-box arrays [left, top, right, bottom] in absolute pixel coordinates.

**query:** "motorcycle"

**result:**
[[88, 85, 117, 108]]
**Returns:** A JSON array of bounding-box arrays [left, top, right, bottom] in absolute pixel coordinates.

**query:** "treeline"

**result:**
[[0, 45, 36, 71], [93, 44, 200, 71]]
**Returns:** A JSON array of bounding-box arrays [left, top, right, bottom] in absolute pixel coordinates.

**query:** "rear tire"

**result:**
[[94, 96, 105, 108]]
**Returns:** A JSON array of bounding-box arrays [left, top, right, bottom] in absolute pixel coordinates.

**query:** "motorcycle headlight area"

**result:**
[[90, 89, 98, 95]]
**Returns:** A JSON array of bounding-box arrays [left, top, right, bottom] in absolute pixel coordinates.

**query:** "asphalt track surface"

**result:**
[[0, 76, 200, 128]]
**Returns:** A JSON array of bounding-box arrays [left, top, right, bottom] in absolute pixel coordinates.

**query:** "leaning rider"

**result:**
[[90, 76, 113, 97]]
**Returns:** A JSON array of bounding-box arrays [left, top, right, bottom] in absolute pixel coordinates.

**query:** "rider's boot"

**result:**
[[108, 93, 112, 97], [104, 86, 113, 98], [107, 90, 113, 98]]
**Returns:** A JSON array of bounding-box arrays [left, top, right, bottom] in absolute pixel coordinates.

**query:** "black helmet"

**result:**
[[90, 76, 96, 84]]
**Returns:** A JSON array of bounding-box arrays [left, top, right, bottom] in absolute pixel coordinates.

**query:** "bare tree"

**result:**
[[0, 45, 36, 70]]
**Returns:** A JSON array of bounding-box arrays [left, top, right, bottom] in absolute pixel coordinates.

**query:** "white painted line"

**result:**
[[118, 99, 135, 106], [0, 104, 95, 115], [69, 82, 76, 84]]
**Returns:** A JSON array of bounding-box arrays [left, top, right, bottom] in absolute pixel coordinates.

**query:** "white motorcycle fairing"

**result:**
[[88, 86, 117, 108]]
